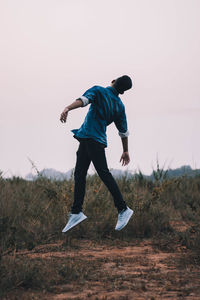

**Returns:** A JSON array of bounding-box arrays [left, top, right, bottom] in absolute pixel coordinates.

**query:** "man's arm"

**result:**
[[60, 99, 83, 123], [120, 137, 130, 166], [114, 107, 130, 166], [60, 86, 98, 123]]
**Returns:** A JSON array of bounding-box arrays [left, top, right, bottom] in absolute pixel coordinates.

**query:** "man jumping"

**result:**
[[60, 75, 133, 232]]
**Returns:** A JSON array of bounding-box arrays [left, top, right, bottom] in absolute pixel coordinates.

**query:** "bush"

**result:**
[[0, 174, 200, 252]]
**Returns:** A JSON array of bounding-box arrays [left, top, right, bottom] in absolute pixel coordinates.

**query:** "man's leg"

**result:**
[[71, 141, 91, 213], [86, 140, 127, 213]]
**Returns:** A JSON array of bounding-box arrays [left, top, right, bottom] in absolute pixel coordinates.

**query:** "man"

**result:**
[[60, 75, 133, 233]]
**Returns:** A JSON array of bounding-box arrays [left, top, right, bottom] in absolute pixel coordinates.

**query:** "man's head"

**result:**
[[111, 75, 132, 94]]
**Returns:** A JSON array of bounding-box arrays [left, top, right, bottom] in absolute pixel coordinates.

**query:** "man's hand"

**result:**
[[60, 99, 84, 123], [120, 151, 130, 166], [60, 108, 69, 123]]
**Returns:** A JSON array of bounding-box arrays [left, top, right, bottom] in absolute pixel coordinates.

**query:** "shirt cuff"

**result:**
[[77, 96, 89, 107], [118, 130, 129, 138]]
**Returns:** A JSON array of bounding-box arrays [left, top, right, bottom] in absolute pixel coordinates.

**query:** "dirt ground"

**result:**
[[3, 236, 200, 300]]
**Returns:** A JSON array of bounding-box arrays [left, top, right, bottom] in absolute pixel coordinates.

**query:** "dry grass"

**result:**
[[1, 239, 200, 299], [0, 170, 200, 298]]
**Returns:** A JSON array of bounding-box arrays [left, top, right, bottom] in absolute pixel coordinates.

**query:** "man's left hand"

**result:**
[[120, 151, 130, 166]]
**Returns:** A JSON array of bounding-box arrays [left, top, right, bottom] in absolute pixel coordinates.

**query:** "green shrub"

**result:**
[[0, 173, 200, 252]]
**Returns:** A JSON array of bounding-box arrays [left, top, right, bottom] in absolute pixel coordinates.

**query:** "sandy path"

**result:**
[[6, 239, 199, 300]]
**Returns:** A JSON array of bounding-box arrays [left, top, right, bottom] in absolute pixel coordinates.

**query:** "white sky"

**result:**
[[0, 0, 200, 177]]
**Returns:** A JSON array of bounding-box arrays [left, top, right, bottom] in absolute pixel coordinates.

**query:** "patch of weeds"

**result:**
[[174, 253, 200, 268], [152, 232, 180, 252], [1, 173, 200, 254], [179, 224, 200, 252], [0, 257, 51, 296], [0, 256, 102, 297]]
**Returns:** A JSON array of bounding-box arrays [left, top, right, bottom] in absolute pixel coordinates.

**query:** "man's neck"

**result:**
[[109, 85, 119, 96]]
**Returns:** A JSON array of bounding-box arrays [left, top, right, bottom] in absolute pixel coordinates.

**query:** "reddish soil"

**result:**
[[3, 238, 200, 300]]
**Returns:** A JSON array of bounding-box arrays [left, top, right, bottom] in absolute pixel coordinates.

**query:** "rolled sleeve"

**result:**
[[118, 130, 129, 138], [77, 96, 89, 107], [114, 106, 129, 138]]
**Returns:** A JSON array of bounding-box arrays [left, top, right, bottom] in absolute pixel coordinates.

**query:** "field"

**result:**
[[1, 170, 200, 299]]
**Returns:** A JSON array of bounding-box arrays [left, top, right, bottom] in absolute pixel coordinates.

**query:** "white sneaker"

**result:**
[[62, 212, 87, 233], [115, 207, 134, 231]]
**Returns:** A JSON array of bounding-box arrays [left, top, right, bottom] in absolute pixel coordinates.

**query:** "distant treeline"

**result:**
[[24, 165, 200, 181], [147, 165, 200, 180]]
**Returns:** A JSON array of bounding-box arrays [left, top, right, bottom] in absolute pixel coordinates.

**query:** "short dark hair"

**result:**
[[114, 75, 132, 94]]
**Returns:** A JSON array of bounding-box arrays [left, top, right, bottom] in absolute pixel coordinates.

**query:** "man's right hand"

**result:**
[[120, 151, 130, 166], [60, 108, 69, 123]]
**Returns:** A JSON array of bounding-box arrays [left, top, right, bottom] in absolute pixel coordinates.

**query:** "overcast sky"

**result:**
[[0, 0, 200, 177]]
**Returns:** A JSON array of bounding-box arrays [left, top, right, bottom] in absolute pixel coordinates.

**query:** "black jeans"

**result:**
[[71, 139, 127, 214]]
